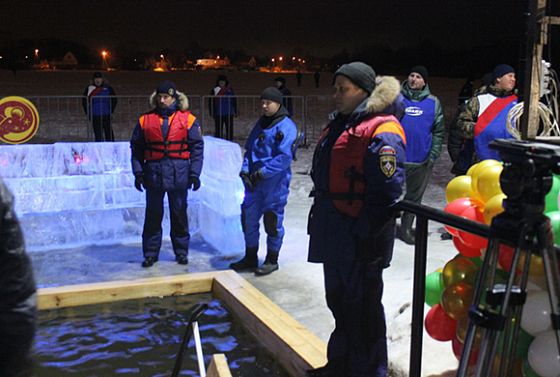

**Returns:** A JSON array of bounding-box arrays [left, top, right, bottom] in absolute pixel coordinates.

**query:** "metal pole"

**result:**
[[409, 214, 428, 377], [193, 321, 206, 377]]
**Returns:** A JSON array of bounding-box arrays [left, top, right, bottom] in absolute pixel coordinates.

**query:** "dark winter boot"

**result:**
[[255, 250, 279, 276], [398, 213, 415, 245], [229, 247, 258, 271]]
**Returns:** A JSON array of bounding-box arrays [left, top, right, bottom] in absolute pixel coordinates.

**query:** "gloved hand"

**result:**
[[188, 176, 201, 191], [134, 174, 144, 192], [250, 169, 264, 187], [240, 172, 254, 192]]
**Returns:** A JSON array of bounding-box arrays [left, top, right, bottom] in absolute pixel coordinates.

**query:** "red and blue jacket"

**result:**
[[474, 93, 517, 160]]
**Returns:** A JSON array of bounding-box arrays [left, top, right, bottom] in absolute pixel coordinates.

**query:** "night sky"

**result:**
[[2, 0, 529, 57]]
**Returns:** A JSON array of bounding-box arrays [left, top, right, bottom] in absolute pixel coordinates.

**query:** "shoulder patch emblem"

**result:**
[[379, 145, 397, 178]]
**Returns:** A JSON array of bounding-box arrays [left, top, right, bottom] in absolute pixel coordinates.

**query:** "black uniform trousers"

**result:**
[[214, 115, 234, 141], [142, 188, 189, 258], [323, 236, 391, 376], [91, 115, 114, 142]]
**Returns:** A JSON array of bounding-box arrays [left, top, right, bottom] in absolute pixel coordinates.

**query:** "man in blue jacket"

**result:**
[[398, 66, 444, 245], [209, 75, 238, 141], [306, 62, 406, 377], [130, 81, 204, 268], [82, 72, 117, 141], [230, 87, 297, 276]]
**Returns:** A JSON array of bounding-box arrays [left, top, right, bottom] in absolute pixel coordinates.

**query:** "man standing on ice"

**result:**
[[306, 62, 406, 376], [130, 81, 204, 268], [229, 87, 298, 276]]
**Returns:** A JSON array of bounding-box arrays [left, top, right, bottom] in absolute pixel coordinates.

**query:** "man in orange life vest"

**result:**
[[130, 81, 204, 268], [457, 64, 517, 162], [307, 62, 406, 377]]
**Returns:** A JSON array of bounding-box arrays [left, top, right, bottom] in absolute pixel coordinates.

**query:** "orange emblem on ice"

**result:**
[[0, 96, 40, 144]]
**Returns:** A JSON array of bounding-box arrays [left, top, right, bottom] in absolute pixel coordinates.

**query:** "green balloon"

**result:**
[[468, 256, 483, 268], [516, 329, 534, 358], [496, 327, 534, 359], [522, 357, 540, 377], [544, 174, 560, 212], [425, 270, 443, 307], [545, 210, 560, 246]]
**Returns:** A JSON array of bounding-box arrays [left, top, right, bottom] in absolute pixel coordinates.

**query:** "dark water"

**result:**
[[35, 294, 290, 376]]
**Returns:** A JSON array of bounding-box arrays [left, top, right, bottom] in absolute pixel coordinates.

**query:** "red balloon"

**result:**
[[444, 198, 482, 236], [457, 206, 488, 250], [425, 304, 457, 341], [498, 244, 515, 272], [453, 235, 482, 258], [452, 336, 479, 366]]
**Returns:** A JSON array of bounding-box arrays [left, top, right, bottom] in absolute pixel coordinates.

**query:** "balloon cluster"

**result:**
[[423, 159, 560, 376]]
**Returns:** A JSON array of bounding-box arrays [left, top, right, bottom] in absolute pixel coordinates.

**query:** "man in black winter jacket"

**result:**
[[0, 177, 37, 377]]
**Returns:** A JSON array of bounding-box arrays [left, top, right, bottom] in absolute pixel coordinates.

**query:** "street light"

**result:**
[[101, 50, 109, 69]]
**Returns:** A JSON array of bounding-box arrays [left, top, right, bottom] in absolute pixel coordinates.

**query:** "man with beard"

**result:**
[[130, 81, 204, 268]]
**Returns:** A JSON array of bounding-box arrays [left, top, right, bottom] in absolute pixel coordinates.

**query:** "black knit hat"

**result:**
[[216, 75, 229, 86], [260, 87, 283, 104], [492, 64, 515, 83], [275, 77, 286, 84], [156, 80, 177, 97], [410, 65, 428, 81], [93, 71, 103, 78], [334, 62, 376, 94]]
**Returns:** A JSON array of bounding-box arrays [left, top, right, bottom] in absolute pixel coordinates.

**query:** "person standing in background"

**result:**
[[457, 64, 517, 162], [82, 71, 117, 141], [209, 75, 238, 141], [397, 65, 444, 245], [274, 76, 294, 116]]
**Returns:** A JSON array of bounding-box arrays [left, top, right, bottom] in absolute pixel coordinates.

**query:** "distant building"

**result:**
[[49, 51, 78, 69], [196, 56, 230, 70]]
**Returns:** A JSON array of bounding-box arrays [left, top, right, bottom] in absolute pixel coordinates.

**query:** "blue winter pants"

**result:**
[[241, 187, 287, 252]]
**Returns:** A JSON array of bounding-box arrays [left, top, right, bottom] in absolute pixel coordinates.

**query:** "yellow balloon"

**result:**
[[477, 164, 504, 202], [483, 193, 506, 224], [470, 160, 502, 199], [466, 163, 479, 176], [446, 175, 474, 203]]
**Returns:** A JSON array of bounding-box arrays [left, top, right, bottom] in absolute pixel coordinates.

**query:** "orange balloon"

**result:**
[[442, 257, 479, 287], [441, 282, 474, 320], [456, 318, 484, 347]]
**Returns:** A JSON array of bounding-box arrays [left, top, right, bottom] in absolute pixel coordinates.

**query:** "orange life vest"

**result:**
[[139, 111, 196, 160], [327, 115, 404, 217]]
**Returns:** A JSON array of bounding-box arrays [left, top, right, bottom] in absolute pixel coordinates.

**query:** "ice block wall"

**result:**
[[0, 137, 245, 253]]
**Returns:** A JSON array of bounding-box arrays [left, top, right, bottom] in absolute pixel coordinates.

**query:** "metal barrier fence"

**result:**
[[22, 95, 318, 145]]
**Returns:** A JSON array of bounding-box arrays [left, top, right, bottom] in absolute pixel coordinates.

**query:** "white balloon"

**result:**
[[528, 330, 560, 377], [521, 291, 552, 336]]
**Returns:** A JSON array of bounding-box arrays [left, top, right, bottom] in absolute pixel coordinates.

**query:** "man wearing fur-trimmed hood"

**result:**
[[306, 62, 406, 377], [130, 80, 204, 268]]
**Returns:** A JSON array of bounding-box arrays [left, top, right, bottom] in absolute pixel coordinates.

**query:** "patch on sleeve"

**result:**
[[379, 145, 397, 178]]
